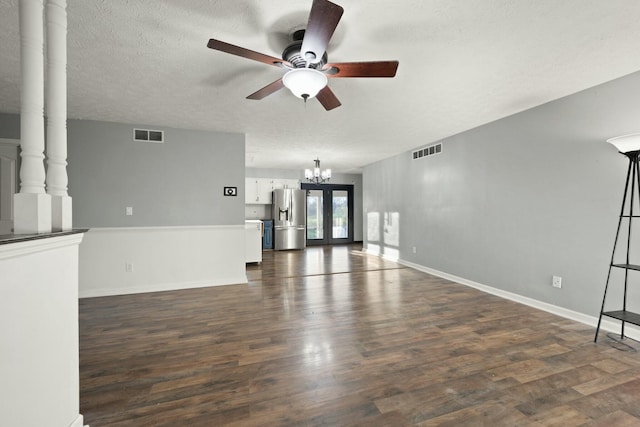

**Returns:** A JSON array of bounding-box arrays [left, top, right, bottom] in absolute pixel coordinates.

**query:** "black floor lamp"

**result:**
[[595, 133, 640, 342]]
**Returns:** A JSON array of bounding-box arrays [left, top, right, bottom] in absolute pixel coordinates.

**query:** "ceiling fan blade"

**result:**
[[207, 39, 291, 68], [316, 86, 341, 111], [300, 0, 344, 65], [246, 79, 285, 100], [323, 61, 399, 78]]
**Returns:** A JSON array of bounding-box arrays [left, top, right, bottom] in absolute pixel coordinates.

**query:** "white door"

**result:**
[[0, 139, 19, 234]]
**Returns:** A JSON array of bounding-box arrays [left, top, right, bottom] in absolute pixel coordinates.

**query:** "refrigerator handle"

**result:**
[[289, 193, 294, 224]]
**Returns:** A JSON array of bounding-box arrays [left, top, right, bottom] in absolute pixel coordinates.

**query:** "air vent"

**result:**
[[412, 143, 442, 160], [133, 128, 164, 143]]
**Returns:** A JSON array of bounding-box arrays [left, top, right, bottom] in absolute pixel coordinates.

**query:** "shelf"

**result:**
[[612, 263, 640, 271], [602, 310, 640, 327], [596, 166, 640, 342]]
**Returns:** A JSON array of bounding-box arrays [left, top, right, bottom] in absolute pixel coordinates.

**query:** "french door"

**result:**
[[302, 183, 354, 245]]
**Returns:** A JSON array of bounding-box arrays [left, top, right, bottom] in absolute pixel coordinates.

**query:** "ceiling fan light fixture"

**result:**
[[282, 68, 327, 100], [207, 0, 397, 111]]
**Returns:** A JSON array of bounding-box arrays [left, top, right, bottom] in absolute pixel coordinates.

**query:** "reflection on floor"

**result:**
[[80, 244, 640, 426], [246, 243, 403, 282]]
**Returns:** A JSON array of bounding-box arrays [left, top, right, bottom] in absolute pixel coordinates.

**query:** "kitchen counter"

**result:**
[[244, 220, 263, 263]]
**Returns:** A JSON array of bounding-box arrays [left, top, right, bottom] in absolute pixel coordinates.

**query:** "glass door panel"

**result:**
[[332, 190, 348, 239], [303, 184, 354, 246], [306, 189, 324, 240]]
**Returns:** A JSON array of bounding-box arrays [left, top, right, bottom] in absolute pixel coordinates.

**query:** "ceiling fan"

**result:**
[[207, 0, 399, 111]]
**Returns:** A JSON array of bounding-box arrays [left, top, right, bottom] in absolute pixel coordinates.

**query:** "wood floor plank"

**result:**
[[582, 410, 640, 427], [529, 404, 591, 427], [572, 368, 640, 396], [415, 398, 532, 427], [79, 244, 640, 426]]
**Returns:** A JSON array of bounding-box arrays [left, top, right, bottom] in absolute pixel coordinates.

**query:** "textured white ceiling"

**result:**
[[2, 0, 640, 173]]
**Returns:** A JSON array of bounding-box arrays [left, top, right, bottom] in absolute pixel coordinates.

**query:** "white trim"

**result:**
[[363, 246, 379, 256], [67, 414, 85, 427], [393, 256, 640, 341], [0, 233, 84, 260], [363, 246, 399, 262], [381, 253, 400, 263], [0, 138, 20, 146], [79, 276, 247, 298], [83, 225, 244, 232]]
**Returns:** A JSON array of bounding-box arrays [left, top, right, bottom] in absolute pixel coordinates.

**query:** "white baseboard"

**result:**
[[363, 246, 399, 262], [396, 257, 640, 341], [79, 275, 247, 298], [68, 414, 84, 427]]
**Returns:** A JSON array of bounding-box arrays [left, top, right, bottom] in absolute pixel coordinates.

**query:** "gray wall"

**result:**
[[0, 113, 20, 139], [0, 113, 246, 227], [68, 119, 245, 227], [364, 70, 640, 318], [246, 167, 364, 241]]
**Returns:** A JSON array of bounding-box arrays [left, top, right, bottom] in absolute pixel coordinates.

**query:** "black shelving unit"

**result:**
[[595, 150, 640, 342]]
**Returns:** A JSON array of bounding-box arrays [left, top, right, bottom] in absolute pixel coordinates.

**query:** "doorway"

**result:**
[[0, 139, 19, 235], [302, 183, 354, 245]]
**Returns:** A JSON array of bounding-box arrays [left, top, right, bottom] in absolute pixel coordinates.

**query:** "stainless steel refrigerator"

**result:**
[[272, 188, 306, 250]]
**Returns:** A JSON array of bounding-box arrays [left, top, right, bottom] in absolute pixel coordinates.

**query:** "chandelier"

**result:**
[[304, 158, 331, 184]]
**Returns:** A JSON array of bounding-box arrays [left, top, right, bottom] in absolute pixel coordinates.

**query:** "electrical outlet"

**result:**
[[552, 276, 562, 288], [125, 262, 133, 273], [412, 246, 417, 254], [125, 206, 133, 216]]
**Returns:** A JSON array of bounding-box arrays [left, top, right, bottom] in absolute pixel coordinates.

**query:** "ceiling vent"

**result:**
[[412, 142, 442, 160], [133, 128, 164, 143]]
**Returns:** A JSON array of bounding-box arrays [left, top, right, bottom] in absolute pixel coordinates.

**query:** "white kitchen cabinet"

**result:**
[[245, 178, 274, 204], [245, 178, 259, 204], [246, 178, 299, 204], [258, 179, 274, 203], [272, 179, 300, 190]]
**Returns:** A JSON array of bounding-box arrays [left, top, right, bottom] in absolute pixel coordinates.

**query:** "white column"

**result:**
[[45, 0, 72, 231], [14, 0, 52, 234]]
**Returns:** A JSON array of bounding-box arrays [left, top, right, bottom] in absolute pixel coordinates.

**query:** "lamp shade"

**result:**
[[607, 133, 640, 153], [282, 68, 328, 99]]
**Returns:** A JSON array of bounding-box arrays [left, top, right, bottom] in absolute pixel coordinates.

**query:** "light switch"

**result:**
[[126, 206, 133, 216]]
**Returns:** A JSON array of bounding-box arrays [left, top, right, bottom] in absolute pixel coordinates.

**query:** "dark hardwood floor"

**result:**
[[80, 244, 640, 426]]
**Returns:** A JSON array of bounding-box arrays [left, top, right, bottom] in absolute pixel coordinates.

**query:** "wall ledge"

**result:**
[[0, 231, 85, 260], [0, 228, 86, 245], [81, 225, 243, 232]]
